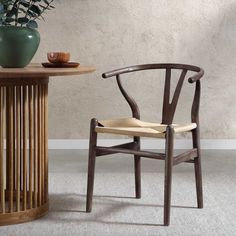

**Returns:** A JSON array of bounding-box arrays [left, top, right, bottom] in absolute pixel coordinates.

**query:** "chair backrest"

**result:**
[[102, 63, 204, 125]]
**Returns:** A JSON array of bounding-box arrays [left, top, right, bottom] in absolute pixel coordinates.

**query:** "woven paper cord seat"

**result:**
[[96, 117, 197, 138]]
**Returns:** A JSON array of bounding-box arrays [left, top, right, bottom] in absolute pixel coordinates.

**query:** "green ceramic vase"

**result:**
[[0, 26, 40, 68]]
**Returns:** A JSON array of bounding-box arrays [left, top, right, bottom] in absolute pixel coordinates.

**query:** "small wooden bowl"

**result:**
[[47, 52, 70, 64]]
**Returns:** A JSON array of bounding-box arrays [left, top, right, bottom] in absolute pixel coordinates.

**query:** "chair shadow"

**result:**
[[49, 193, 87, 213], [45, 193, 196, 227], [94, 194, 197, 209], [97, 220, 164, 227], [94, 194, 136, 199]]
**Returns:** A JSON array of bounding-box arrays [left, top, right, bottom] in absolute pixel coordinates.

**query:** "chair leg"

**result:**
[[163, 126, 174, 226], [86, 118, 98, 213], [134, 155, 141, 199], [194, 157, 203, 208], [134, 137, 141, 198], [192, 128, 203, 209]]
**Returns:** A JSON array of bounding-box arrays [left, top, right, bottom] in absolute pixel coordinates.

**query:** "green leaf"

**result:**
[[29, 4, 41, 15], [6, 6, 17, 17], [19, 7, 26, 13], [27, 9, 37, 17], [42, 0, 49, 5], [5, 17, 14, 22], [0, 0, 55, 27], [17, 16, 29, 24], [26, 19, 37, 28], [0, 3, 4, 13], [19, 0, 30, 8]]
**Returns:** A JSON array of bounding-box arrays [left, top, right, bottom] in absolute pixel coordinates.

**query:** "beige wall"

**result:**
[[32, 0, 236, 139]]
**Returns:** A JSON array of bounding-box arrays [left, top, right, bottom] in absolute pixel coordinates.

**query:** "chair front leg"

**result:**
[[134, 137, 141, 199], [192, 128, 203, 208], [86, 118, 98, 212], [164, 125, 174, 226], [134, 156, 141, 198]]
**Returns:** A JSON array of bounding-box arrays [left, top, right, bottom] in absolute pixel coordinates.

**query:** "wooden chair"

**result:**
[[86, 63, 204, 226]]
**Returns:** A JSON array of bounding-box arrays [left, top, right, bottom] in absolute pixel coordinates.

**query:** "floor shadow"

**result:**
[[45, 192, 197, 227], [94, 194, 197, 209], [98, 220, 164, 227], [49, 193, 86, 212], [94, 194, 136, 199], [49, 193, 197, 212], [52, 209, 87, 213]]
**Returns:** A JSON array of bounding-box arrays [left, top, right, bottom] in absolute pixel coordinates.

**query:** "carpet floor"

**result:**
[[0, 150, 236, 236]]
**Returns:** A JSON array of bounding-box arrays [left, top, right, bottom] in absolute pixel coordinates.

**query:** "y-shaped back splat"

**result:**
[[162, 69, 188, 124]]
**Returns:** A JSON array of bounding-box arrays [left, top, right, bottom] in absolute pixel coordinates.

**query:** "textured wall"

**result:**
[[32, 0, 236, 139]]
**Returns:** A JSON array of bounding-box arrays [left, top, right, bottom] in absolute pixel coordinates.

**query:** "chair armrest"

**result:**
[[188, 68, 204, 83], [102, 67, 137, 78]]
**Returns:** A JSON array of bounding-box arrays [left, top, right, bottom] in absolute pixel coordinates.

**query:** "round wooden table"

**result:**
[[0, 64, 95, 225]]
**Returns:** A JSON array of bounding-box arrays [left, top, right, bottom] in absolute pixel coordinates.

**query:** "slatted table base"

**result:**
[[0, 77, 49, 226]]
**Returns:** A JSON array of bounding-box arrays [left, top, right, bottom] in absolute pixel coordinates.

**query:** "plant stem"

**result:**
[[15, 0, 20, 26]]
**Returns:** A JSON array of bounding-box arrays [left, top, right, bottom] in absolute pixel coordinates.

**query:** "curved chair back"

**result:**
[[102, 63, 204, 125]]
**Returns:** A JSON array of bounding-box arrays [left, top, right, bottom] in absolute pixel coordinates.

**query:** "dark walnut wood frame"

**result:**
[[86, 63, 204, 226]]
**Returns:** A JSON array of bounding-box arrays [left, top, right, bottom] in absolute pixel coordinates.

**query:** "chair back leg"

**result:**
[[86, 118, 98, 212], [164, 126, 174, 226], [192, 128, 203, 208], [134, 137, 141, 198]]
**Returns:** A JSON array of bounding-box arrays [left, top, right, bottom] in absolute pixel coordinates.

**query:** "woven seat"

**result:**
[[86, 63, 204, 226], [96, 117, 197, 138]]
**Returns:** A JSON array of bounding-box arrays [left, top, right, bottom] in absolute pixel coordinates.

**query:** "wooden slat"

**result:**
[[8, 87, 14, 213], [0, 87, 5, 213], [20, 86, 22, 195], [44, 84, 48, 202], [16, 86, 21, 211], [0, 87, 2, 212], [28, 85, 33, 209], [23, 86, 27, 210], [38, 85, 42, 206], [12, 87, 16, 196], [33, 85, 38, 207], [2, 87, 5, 213], [5, 88, 9, 194], [41, 85, 44, 203]]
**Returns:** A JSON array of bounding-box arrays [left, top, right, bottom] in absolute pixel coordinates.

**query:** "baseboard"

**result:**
[[48, 139, 236, 150]]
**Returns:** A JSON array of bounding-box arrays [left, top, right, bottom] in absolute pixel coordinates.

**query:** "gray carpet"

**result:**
[[1, 150, 236, 236]]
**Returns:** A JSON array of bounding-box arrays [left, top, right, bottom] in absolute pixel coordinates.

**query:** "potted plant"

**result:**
[[0, 0, 55, 68]]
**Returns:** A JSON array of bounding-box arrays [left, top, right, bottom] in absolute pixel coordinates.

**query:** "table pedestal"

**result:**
[[0, 77, 49, 225]]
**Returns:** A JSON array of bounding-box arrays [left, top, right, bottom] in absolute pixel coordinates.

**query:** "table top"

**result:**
[[0, 63, 96, 78]]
